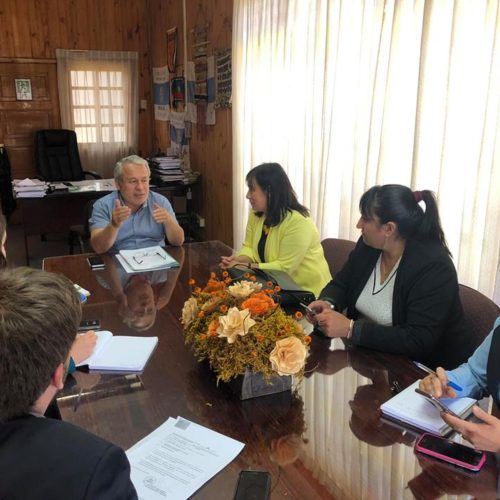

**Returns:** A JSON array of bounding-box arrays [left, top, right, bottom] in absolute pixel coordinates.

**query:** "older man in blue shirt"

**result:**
[[90, 155, 184, 253]]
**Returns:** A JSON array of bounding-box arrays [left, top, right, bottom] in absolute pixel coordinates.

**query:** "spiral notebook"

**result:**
[[380, 380, 477, 436]]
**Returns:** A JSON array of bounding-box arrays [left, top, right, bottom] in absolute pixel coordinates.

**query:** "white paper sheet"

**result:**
[[127, 417, 244, 499]]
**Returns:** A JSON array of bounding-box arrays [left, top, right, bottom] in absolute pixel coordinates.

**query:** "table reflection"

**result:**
[[95, 247, 184, 331]]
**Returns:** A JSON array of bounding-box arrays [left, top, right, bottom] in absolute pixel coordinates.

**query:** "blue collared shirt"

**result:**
[[447, 316, 500, 401], [89, 191, 177, 252]]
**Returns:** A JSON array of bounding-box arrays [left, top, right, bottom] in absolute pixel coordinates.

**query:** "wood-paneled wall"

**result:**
[[0, 0, 234, 244], [149, 0, 234, 246]]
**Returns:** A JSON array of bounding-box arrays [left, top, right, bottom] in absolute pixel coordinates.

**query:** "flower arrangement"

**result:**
[[182, 271, 311, 383]]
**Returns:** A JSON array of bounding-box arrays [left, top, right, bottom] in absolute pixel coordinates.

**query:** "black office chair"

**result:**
[[68, 198, 97, 254], [35, 129, 101, 181]]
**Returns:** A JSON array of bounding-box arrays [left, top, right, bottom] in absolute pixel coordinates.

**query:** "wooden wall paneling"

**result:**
[[0, 62, 61, 179], [28, 0, 51, 58], [56, 0, 71, 50], [8, 0, 32, 58], [185, 0, 233, 246], [0, 2, 16, 57]]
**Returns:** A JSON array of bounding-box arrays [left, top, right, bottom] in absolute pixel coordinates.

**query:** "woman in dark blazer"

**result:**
[[309, 184, 475, 369]]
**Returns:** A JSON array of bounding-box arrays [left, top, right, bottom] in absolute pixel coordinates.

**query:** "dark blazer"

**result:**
[[0, 415, 137, 500], [320, 237, 476, 369], [487, 324, 500, 407]]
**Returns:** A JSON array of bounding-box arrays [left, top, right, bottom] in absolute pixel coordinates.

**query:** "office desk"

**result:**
[[19, 183, 190, 264], [43, 241, 500, 499]]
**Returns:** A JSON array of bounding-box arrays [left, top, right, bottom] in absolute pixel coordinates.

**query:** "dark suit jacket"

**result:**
[[320, 237, 476, 369], [0, 415, 137, 500]]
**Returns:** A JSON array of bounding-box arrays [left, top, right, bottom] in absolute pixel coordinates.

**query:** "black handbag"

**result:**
[[228, 266, 315, 306]]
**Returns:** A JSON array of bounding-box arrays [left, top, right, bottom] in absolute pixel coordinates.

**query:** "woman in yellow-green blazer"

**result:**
[[220, 163, 331, 297]]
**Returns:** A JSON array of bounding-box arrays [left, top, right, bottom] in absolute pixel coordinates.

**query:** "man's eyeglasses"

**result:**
[[133, 252, 167, 265]]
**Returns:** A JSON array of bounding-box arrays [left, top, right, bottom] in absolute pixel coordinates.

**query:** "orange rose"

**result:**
[[242, 291, 276, 316], [203, 278, 225, 293]]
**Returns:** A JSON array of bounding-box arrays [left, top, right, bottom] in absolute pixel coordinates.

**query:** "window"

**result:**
[[56, 49, 138, 177], [70, 70, 126, 144]]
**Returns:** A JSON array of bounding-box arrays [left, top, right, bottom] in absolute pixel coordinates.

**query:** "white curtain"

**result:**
[[56, 49, 139, 178], [233, 0, 500, 299]]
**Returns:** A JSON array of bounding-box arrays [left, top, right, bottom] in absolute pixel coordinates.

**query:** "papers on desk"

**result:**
[[67, 178, 117, 192], [380, 380, 477, 436], [117, 246, 180, 273], [76, 330, 158, 371], [127, 416, 244, 500], [13, 178, 48, 198]]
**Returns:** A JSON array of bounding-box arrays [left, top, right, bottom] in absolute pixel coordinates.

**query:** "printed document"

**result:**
[[127, 416, 244, 499]]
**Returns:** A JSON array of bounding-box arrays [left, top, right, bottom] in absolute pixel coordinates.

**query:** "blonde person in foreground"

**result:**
[[420, 316, 500, 453], [220, 162, 331, 297], [90, 155, 184, 254]]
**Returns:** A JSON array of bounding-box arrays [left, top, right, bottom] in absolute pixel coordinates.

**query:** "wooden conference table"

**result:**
[[43, 241, 500, 500]]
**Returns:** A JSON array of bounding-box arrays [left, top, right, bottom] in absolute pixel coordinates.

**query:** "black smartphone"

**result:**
[[415, 433, 486, 471], [234, 470, 271, 500], [87, 256, 105, 270], [78, 319, 101, 331]]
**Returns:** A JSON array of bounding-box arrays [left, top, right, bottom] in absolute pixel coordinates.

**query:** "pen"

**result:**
[[413, 361, 462, 391]]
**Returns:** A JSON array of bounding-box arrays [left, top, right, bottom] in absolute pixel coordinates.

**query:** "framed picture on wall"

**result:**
[[15, 79, 32, 100]]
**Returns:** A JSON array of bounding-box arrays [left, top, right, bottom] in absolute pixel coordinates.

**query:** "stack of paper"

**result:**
[[127, 417, 244, 499], [13, 178, 48, 198], [76, 330, 158, 371], [380, 380, 477, 435], [117, 245, 179, 273], [149, 157, 185, 183]]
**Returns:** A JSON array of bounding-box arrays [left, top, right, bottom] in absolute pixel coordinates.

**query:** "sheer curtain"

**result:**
[[56, 50, 139, 178], [233, 0, 500, 299]]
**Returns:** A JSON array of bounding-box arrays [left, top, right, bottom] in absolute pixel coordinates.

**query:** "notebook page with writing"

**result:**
[[380, 380, 476, 436]]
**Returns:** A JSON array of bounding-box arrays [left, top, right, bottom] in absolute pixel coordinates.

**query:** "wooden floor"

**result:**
[[6, 223, 89, 269]]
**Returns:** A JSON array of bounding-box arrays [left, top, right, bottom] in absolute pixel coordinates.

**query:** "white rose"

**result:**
[[269, 337, 307, 376], [227, 280, 262, 299], [217, 307, 256, 343], [181, 297, 198, 326]]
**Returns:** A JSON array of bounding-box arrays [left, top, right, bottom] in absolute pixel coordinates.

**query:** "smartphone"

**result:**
[[414, 388, 460, 418], [299, 302, 316, 316], [415, 433, 486, 471], [234, 470, 271, 500], [87, 255, 105, 270], [78, 319, 101, 331]]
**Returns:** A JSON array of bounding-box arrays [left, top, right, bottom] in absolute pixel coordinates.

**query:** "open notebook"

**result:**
[[380, 380, 477, 436], [117, 245, 179, 273], [76, 330, 158, 371]]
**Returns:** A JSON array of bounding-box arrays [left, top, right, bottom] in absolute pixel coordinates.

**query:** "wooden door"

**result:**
[[0, 60, 61, 179]]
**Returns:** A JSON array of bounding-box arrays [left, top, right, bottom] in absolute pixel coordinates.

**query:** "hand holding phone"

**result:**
[[299, 302, 316, 317], [414, 388, 460, 418], [415, 433, 486, 471]]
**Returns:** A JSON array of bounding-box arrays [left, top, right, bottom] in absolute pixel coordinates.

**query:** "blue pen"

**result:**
[[413, 361, 462, 392]]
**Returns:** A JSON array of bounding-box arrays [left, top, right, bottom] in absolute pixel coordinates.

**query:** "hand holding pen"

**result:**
[[415, 361, 462, 399]]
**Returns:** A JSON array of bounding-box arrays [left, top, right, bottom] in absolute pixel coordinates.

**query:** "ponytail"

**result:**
[[416, 190, 450, 256]]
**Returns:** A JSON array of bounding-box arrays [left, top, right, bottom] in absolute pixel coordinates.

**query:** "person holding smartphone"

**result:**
[[419, 316, 500, 452], [307, 184, 475, 370]]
